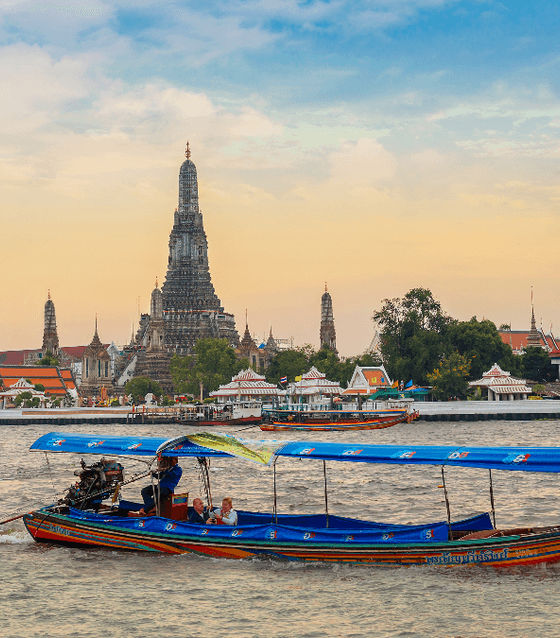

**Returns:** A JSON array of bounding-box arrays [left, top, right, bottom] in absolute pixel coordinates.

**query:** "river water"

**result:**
[[2, 420, 560, 638]]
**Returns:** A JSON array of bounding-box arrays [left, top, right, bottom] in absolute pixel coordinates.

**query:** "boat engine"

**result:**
[[63, 458, 124, 511]]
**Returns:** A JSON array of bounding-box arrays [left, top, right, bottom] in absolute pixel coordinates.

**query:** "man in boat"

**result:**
[[138, 456, 182, 515], [188, 497, 210, 524]]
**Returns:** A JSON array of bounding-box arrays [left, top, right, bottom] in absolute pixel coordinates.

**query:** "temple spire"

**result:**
[[185, 141, 191, 159]]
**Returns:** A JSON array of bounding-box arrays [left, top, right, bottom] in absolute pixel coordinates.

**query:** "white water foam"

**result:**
[[0, 529, 31, 544]]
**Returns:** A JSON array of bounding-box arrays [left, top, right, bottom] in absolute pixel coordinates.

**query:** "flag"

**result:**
[[404, 379, 413, 389], [280, 376, 288, 384], [391, 380, 399, 388], [295, 375, 302, 382]]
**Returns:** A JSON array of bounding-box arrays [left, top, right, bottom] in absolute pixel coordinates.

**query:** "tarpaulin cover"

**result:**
[[60, 507, 452, 544]]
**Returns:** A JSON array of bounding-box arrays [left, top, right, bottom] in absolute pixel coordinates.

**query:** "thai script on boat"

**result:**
[[426, 548, 509, 565]]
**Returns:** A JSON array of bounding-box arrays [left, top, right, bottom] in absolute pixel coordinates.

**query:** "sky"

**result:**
[[1, 0, 559, 356]]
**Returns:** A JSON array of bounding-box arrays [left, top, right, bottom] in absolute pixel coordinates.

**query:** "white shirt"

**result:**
[[214, 507, 238, 526]]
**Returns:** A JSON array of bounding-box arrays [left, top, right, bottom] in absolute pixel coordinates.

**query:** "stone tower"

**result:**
[[526, 304, 542, 349], [161, 143, 239, 353], [134, 281, 173, 392], [42, 291, 59, 356], [320, 284, 337, 352]]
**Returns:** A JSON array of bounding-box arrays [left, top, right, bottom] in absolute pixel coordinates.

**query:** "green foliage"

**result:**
[[170, 338, 245, 397], [34, 383, 45, 392], [427, 352, 471, 400], [531, 383, 546, 396], [13, 391, 33, 407], [521, 347, 556, 382], [124, 377, 164, 403], [373, 288, 451, 384], [39, 351, 59, 366], [265, 348, 310, 384], [446, 317, 521, 379]]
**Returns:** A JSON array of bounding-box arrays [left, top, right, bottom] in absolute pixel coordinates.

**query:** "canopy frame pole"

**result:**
[[323, 460, 329, 529], [201, 457, 213, 510], [441, 466, 452, 540], [489, 469, 497, 528], [272, 457, 278, 525], [151, 457, 160, 517]]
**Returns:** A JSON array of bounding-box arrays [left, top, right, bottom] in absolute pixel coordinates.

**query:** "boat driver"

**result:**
[[138, 456, 182, 515]]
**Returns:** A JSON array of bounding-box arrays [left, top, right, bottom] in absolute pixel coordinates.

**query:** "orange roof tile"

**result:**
[[0, 366, 73, 396]]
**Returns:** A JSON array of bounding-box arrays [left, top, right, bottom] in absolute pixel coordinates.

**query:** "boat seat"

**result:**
[[160, 492, 189, 520]]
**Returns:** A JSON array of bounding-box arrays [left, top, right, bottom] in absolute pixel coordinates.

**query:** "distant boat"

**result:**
[[261, 406, 418, 431]]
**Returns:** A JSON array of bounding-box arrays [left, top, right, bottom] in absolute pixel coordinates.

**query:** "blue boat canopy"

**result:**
[[29, 432, 560, 472], [29, 432, 228, 458]]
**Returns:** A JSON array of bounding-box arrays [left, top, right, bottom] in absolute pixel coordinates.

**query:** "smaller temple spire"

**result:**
[[185, 141, 191, 160], [48, 289, 51, 301]]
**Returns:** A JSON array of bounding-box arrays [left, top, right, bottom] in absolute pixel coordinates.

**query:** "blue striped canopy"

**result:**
[[29, 432, 560, 472], [29, 432, 227, 458]]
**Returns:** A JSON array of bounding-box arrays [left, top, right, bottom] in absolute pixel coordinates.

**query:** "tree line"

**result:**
[[125, 287, 556, 402]]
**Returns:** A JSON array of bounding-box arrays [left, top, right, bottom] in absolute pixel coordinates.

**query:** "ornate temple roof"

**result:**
[[0, 366, 77, 396], [289, 366, 343, 396], [209, 368, 279, 397], [469, 363, 531, 394]]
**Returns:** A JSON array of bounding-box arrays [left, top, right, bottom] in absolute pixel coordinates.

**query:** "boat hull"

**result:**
[[23, 510, 560, 567], [261, 412, 414, 431]]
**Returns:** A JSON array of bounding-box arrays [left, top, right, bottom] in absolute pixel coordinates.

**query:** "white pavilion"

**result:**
[[209, 369, 279, 404], [468, 363, 531, 401], [286, 366, 343, 407]]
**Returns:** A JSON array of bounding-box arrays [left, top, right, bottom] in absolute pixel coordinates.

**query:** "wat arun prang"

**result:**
[[137, 144, 239, 372]]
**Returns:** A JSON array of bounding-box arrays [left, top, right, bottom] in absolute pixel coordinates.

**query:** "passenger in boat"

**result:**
[[188, 498, 210, 524], [138, 456, 182, 515], [207, 497, 237, 526]]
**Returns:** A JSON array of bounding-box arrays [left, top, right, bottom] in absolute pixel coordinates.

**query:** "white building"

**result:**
[[210, 369, 280, 403], [469, 363, 531, 401]]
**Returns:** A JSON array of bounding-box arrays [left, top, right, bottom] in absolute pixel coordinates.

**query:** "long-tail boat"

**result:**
[[261, 407, 418, 431], [17, 432, 560, 566]]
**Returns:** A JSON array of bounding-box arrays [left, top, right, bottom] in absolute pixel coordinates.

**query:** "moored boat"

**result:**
[[261, 406, 418, 431], [16, 432, 560, 567]]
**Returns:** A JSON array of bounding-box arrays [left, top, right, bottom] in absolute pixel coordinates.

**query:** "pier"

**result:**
[[415, 400, 560, 421]]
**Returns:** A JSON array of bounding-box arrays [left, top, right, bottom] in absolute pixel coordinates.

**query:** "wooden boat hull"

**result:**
[[23, 509, 560, 567], [261, 412, 415, 431]]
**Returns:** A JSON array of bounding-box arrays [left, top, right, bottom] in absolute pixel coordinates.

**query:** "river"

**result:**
[[2, 420, 560, 638]]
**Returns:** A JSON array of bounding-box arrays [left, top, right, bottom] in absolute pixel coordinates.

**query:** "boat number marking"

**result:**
[[303, 532, 316, 540], [393, 450, 416, 459], [504, 453, 531, 464], [87, 440, 105, 447], [424, 529, 435, 539], [201, 528, 209, 535], [165, 523, 177, 531], [345, 535, 354, 541], [342, 449, 363, 456], [231, 529, 243, 537], [447, 451, 469, 460], [382, 533, 395, 540], [137, 520, 145, 528], [299, 448, 316, 455], [267, 530, 277, 539]]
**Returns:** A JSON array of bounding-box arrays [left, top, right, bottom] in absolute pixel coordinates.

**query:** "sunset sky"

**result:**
[[1, 1, 559, 356]]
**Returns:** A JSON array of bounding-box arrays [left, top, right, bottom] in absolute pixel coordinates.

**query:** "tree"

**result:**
[[39, 351, 59, 366], [373, 288, 451, 384], [447, 317, 521, 380], [170, 338, 246, 397], [34, 384, 45, 392], [522, 347, 556, 382], [265, 348, 310, 384], [14, 391, 33, 407], [125, 377, 163, 403], [427, 352, 471, 400]]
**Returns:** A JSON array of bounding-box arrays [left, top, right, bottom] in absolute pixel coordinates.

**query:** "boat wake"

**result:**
[[0, 529, 31, 544]]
